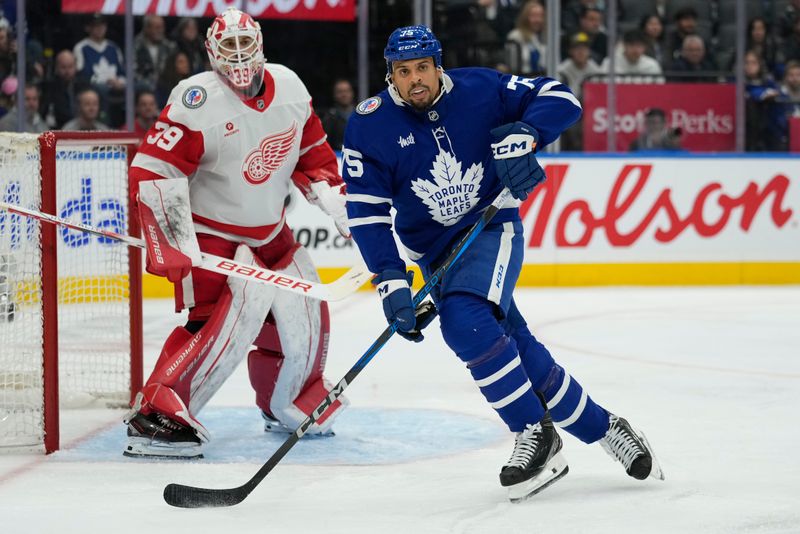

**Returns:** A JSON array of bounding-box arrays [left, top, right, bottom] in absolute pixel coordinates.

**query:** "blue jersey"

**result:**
[[73, 38, 126, 85], [342, 67, 581, 274]]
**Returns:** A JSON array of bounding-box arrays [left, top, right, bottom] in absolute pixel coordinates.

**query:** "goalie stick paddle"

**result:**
[[162, 187, 513, 508], [0, 200, 371, 301]]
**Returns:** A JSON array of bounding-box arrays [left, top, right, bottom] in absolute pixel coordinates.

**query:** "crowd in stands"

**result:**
[[0, 11, 210, 135], [0, 1, 799, 153], [0, 8, 358, 152], [437, 0, 800, 151]]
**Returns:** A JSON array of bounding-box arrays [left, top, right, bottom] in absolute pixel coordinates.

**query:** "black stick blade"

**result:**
[[163, 483, 248, 508]]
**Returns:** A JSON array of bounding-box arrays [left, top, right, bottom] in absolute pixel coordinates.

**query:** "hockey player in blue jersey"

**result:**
[[342, 25, 664, 502]]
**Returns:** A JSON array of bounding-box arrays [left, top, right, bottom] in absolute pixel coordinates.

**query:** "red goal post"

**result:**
[[0, 131, 143, 453]]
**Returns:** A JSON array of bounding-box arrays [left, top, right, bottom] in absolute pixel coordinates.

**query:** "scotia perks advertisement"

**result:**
[[582, 83, 736, 152], [61, 0, 355, 21], [289, 157, 798, 269]]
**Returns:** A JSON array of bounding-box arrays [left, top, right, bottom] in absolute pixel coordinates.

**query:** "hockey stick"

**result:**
[[0, 200, 371, 301], [163, 187, 513, 508]]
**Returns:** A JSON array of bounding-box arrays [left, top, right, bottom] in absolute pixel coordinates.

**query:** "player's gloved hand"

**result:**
[[489, 121, 546, 201], [145, 249, 192, 284], [373, 269, 417, 335], [308, 180, 350, 239], [397, 300, 438, 343], [137, 203, 194, 283]]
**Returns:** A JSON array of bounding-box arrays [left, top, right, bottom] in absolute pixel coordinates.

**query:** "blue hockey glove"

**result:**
[[397, 300, 438, 343], [489, 121, 546, 201], [373, 269, 417, 336]]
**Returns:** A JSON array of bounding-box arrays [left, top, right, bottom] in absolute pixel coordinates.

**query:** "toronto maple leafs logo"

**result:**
[[410, 127, 482, 226], [242, 122, 298, 185], [91, 57, 120, 85]]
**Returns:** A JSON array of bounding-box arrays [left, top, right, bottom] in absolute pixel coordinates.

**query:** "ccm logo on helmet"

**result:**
[[491, 134, 536, 160]]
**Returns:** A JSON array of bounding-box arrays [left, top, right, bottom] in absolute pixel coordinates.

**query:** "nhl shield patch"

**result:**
[[356, 96, 381, 115], [182, 86, 207, 109]]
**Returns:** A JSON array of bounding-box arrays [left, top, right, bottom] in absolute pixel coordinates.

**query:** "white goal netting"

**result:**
[[0, 133, 135, 450]]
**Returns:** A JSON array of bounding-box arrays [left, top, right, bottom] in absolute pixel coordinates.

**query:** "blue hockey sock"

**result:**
[[538, 364, 609, 444], [504, 307, 609, 443], [439, 293, 544, 432], [465, 337, 545, 432]]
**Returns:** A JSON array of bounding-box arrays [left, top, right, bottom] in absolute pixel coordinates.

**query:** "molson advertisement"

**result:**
[[515, 157, 798, 284]]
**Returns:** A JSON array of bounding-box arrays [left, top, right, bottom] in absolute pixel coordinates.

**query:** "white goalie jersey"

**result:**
[[130, 64, 342, 244]]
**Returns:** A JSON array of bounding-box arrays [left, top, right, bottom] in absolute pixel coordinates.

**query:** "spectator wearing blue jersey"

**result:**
[[744, 50, 786, 151], [342, 25, 664, 503], [73, 13, 126, 127]]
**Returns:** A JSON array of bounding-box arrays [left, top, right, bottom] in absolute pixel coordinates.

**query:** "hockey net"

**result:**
[[0, 132, 142, 453]]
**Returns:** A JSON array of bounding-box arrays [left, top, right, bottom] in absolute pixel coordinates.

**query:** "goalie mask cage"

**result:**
[[0, 131, 143, 454]]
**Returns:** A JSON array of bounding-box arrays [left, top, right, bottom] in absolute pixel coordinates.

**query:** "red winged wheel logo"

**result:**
[[242, 122, 298, 185]]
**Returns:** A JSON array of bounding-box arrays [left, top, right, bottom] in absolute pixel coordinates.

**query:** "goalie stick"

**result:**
[[162, 187, 513, 508], [0, 200, 371, 301]]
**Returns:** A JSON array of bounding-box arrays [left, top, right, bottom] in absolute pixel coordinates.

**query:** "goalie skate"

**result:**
[[500, 416, 569, 503], [124, 412, 203, 459], [260, 410, 335, 437], [599, 414, 664, 481]]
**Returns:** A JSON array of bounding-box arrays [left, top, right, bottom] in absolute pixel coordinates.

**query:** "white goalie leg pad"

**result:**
[[138, 178, 202, 264], [254, 245, 348, 435], [187, 244, 277, 414]]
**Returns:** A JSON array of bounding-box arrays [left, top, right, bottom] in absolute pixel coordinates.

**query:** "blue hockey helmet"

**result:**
[[384, 25, 442, 73]]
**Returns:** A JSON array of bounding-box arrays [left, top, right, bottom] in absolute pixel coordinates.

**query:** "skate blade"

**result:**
[[264, 423, 335, 438], [508, 452, 569, 503], [638, 431, 665, 481], [123, 437, 203, 460]]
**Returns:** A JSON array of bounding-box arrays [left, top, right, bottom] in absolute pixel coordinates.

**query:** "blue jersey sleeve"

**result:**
[[341, 119, 406, 275], [498, 73, 582, 148]]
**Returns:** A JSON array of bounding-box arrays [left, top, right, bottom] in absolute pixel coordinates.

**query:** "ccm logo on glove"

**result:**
[[489, 121, 546, 201], [491, 133, 536, 159]]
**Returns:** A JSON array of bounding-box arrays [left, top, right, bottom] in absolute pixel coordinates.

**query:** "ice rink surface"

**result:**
[[1, 286, 799, 534]]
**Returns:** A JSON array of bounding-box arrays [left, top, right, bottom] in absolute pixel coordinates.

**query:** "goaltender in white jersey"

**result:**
[[124, 7, 350, 459]]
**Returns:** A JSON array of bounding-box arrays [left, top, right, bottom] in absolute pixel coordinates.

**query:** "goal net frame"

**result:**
[[1, 131, 143, 453]]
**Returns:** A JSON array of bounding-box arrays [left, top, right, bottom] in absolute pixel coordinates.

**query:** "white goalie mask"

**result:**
[[206, 7, 265, 100]]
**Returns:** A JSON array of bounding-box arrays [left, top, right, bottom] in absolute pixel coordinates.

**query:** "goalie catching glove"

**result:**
[[373, 269, 438, 342], [490, 121, 546, 201], [137, 178, 202, 283]]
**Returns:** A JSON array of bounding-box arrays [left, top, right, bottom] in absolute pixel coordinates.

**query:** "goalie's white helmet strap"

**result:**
[[205, 7, 265, 100]]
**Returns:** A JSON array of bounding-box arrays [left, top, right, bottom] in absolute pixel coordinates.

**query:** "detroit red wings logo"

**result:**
[[242, 122, 297, 185]]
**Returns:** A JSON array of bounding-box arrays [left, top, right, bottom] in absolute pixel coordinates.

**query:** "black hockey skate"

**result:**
[[500, 415, 569, 502], [599, 414, 664, 481], [123, 412, 203, 459]]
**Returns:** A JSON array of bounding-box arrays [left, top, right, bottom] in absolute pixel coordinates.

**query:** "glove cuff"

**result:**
[[372, 269, 409, 285], [373, 269, 409, 296]]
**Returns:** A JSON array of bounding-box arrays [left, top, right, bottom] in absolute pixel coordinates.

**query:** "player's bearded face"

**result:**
[[391, 58, 441, 110]]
